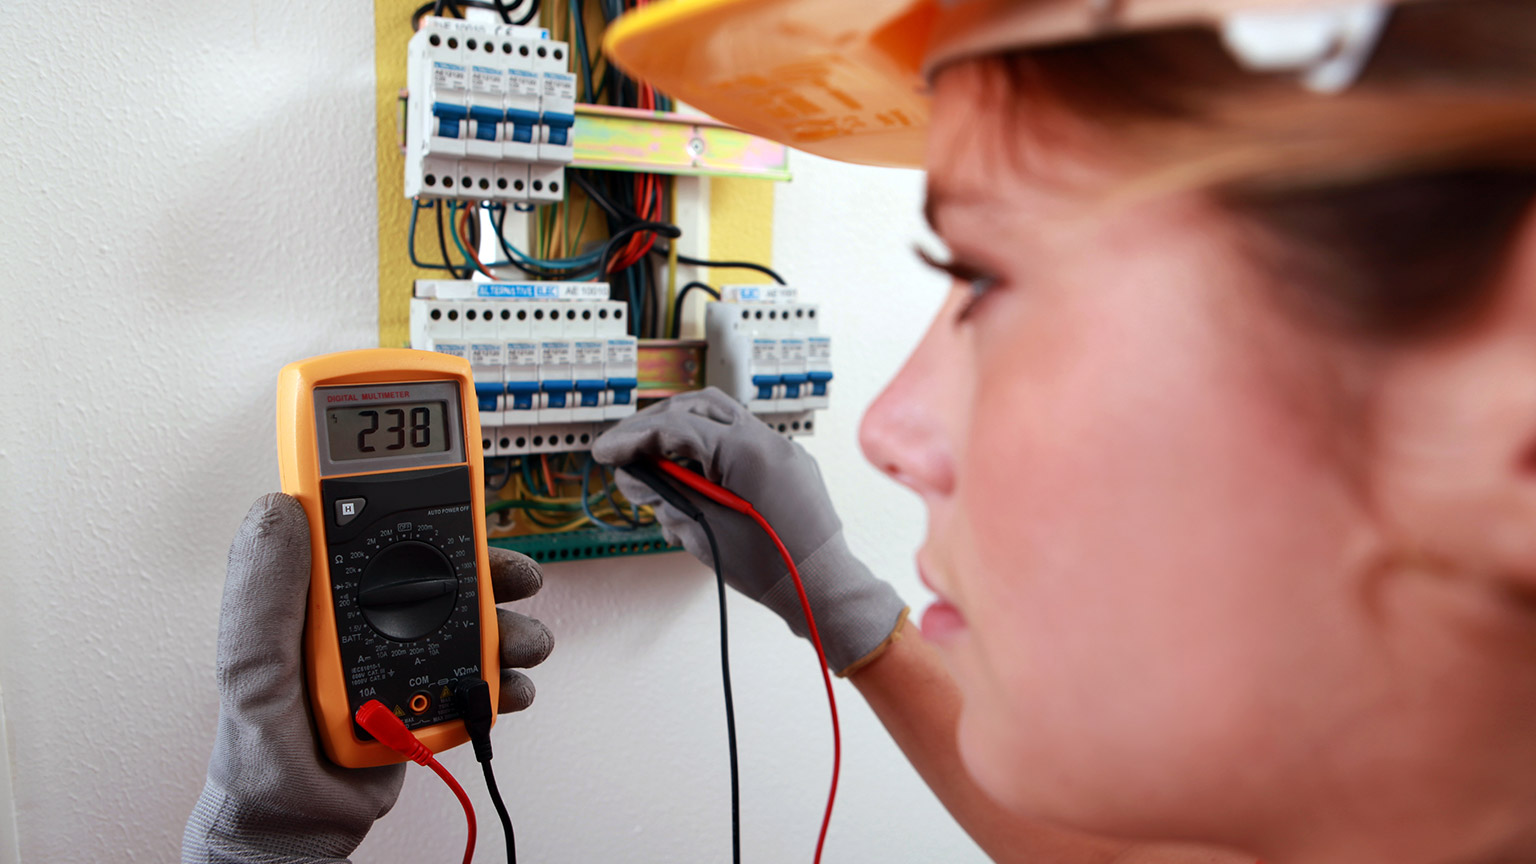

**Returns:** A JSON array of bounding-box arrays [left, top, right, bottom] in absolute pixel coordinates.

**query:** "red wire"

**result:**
[[459, 200, 498, 280], [425, 756, 478, 864], [355, 700, 478, 864], [541, 452, 557, 497], [608, 172, 658, 272], [653, 460, 841, 864]]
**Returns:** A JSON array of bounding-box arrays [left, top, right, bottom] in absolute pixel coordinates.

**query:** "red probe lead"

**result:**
[[356, 700, 478, 864], [653, 459, 843, 864]]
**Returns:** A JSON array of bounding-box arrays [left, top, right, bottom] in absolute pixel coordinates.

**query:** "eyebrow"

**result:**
[[923, 183, 988, 234]]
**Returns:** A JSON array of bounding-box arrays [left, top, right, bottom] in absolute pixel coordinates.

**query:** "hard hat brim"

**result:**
[[603, 0, 1433, 169], [603, 0, 935, 169]]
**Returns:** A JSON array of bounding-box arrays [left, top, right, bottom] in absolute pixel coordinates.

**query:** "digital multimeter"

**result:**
[[277, 349, 499, 768]]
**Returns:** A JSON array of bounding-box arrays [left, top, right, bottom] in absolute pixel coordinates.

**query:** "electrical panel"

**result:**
[[704, 285, 830, 437], [405, 17, 575, 203], [410, 280, 638, 455]]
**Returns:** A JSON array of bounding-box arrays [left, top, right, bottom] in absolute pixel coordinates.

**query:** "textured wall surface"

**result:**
[[0, 0, 974, 860]]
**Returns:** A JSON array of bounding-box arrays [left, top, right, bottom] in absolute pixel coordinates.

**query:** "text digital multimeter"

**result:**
[[277, 349, 499, 768]]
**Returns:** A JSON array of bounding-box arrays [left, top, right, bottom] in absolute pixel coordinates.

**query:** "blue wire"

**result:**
[[601, 461, 643, 527], [581, 454, 638, 531], [483, 203, 602, 270], [455, 202, 597, 278], [570, 0, 595, 104]]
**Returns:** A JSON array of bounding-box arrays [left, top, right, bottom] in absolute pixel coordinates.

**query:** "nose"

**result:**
[[859, 310, 961, 499]]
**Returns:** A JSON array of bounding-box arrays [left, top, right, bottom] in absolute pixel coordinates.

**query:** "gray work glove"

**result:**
[[593, 388, 908, 676], [183, 493, 553, 864]]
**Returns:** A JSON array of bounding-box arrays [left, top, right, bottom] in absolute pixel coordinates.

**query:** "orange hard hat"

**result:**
[[604, 0, 1435, 168]]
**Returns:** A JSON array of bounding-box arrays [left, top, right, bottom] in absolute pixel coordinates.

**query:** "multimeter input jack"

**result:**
[[409, 692, 433, 715]]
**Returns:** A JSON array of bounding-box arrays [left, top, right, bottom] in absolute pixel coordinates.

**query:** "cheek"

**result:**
[[941, 271, 1372, 829]]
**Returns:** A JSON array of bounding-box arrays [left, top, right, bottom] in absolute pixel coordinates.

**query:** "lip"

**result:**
[[921, 599, 968, 642]]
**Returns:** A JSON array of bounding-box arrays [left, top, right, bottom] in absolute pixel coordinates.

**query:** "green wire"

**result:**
[[519, 456, 538, 496], [562, 195, 572, 258], [486, 497, 584, 514], [571, 195, 591, 253]]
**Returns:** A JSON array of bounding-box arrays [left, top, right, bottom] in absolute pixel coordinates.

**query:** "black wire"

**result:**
[[623, 267, 641, 339], [435, 201, 471, 279], [512, 0, 540, 25], [598, 221, 680, 338], [571, 0, 596, 103], [409, 200, 460, 271], [572, 170, 640, 222], [469, 197, 481, 252], [481, 761, 517, 864], [596, 220, 681, 278], [413, 0, 530, 28], [651, 247, 786, 285], [696, 515, 741, 864], [486, 201, 678, 286], [670, 281, 720, 338], [487, 205, 589, 280]]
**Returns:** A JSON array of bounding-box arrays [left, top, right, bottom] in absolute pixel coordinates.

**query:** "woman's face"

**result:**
[[860, 64, 1397, 843]]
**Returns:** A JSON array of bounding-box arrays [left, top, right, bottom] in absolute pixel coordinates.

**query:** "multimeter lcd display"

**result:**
[[326, 402, 450, 461]]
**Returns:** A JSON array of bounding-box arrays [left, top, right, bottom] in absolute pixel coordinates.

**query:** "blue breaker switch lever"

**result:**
[[474, 382, 504, 412], [506, 381, 540, 411], [468, 105, 501, 142], [574, 380, 606, 408], [541, 380, 573, 409], [751, 374, 780, 402], [433, 102, 469, 139], [543, 112, 575, 147], [608, 377, 638, 406], [505, 108, 539, 144]]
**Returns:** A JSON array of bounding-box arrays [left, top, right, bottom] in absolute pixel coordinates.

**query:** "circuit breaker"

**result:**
[[410, 281, 638, 454], [704, 285, 830, 437], [405, 17, 575, 204]]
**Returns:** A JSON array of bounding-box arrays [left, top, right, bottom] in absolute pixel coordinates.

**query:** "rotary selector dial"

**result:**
[[357, 540, 459, 641]]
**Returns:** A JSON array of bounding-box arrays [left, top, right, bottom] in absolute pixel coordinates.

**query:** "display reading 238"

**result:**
[[276, 348, 500, 768]]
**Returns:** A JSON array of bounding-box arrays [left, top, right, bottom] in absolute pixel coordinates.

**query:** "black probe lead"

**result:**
[[457, 679, 517, 864], [621, 463, 742, 864]]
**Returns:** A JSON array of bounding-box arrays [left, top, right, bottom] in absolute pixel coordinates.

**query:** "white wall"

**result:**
[[0, 0, 969, 861], [0, 686, 18, 864]]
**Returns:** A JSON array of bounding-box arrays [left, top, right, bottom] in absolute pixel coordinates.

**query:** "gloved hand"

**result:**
[[593, 388, 908, 676], [183, 493, 553, 864]]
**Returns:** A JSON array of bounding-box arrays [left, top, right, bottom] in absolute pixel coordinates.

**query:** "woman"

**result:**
[[185, 0, 1536, 861], [596, 0, 1536, 861]]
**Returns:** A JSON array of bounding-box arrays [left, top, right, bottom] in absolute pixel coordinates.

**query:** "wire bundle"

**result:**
[[404, 0, 789, 339], [412, 0, 542, 29], [486, 452, 655, 535]]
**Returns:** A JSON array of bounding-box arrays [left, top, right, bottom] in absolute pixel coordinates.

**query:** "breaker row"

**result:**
[[412, 282, 836, 446], [406, 17, 575, 201], [705, 286, 834, 422], [410, 296, 639, 449]]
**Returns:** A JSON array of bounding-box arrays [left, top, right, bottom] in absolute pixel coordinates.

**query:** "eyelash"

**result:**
[[915, 245, 999, 322]]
